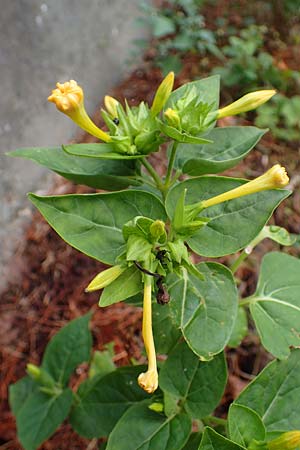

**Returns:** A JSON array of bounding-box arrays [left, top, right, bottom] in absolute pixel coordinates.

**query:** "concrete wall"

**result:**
[[0, 0, 147, 289]]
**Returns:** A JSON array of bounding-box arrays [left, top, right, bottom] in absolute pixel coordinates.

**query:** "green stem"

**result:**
[[141, 158, 164, 191], [202, 415, 227, 427], [239, 295, 255, 307], [164, 141, 179, 188], [230, 249, 250, 273]]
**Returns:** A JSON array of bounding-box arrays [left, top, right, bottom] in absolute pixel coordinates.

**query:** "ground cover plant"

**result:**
[[7, 71, 300, 450]]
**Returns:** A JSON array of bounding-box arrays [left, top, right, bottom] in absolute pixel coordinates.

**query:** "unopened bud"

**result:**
[[151, 72, 174, 117], [217, 90, 276, 119], [164, 108, 181, 129], [148, 402, 164, 413], [201, 164, 289, 209], [150, 220, 166, 240], [85, 265, 124, 292], [104, 95, 119, 118], [267, 431, 300, 450], [27, 363, 41, 381]]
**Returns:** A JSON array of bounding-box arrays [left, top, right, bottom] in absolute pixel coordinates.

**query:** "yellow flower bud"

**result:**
[[85, 265, 124, 292], [217, 90, 276, 119], [138, 277, 158, 394], [48, 80, 111, 142], [267, 431, 300, 450], [164, 108, 181, 129], [202, 165, 289, 209], [151, 72, 175, 117], [27, 363, 41, 381], [104, 95, 119, 118]]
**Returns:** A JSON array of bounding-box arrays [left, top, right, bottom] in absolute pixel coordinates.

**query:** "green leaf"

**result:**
[[100, 265, 143, 307], [262, 225, 296, 246], [63, 143, 144, 159], [16, 388, 73, 450], [69, 366, 149, 438], [228, 404, 266, 447], [152, 15, 176, 37], [174, 127, 267, 176], [152, 302, 181, 354], [182, 433, 203, 450], [199, 427, 245, 450], [227, 307, 248, 348], [106, 402, 192, 450], [88, 346, 116, 379], [167, 262, 238, 360], [166, 177, 290, 257], [167, 76, 220, 114], [29, 190, 166, 265], [249, 252, 300, 359], [159, 341, 227, 419], [159, 121, 214, 144], [236, 349, 300, 433], [8, 147, 139, 190], [42, 314, 92, 386], [9, 376, 36, 417]]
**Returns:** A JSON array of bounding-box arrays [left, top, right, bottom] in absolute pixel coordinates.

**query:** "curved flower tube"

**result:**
[[138, 275, 158, 394], [48, 80, 111, 142]]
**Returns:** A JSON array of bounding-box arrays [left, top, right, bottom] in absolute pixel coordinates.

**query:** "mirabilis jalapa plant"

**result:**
[[8, 73, 300, 450]]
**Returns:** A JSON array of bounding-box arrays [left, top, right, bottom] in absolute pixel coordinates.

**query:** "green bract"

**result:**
[[7, 73, 298, 450]]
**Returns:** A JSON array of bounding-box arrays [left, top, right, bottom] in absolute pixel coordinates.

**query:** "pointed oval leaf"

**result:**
[[69, 366, 149, 438], [174, 127, 267, 175], [249, 252, 300, 359], [199, 427, 245, 450], [29, 190, 166, 265], [228, 404, 266, 447], [236, 349, 300, 433], [152, 302, 182, 354], [16, 388, 73, 450], [8, 147, 140, 190], [167, 262, 238, 360], [100, 266, 143, 307], [42, 314, 92, 386], [159, 341, 227, 419], [9, 376, 36, 417], [106, 402, 192, 450], [227, 307, 248, 348], [166, 177, 290, 257], [63, 143, 145, 159]]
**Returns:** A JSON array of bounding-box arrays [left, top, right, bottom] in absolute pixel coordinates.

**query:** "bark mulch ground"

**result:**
[[1, 3, 300, 448]]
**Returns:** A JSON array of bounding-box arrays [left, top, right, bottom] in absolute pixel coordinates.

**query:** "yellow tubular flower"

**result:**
[[85, 265, 124, 292], [138, 275, 158, 394], [217, 90, 276, 119], [267, 431, 300, 450], [104, 95, 119, 118], [202, 165, 289, 209], [151, 71, 175, 117], [48, 80, 111, 142]]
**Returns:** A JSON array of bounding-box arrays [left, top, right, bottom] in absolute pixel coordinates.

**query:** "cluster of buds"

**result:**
[[48, 74, 276, 156]]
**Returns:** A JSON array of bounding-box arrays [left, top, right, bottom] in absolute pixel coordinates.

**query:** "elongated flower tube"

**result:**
[[138, 274, 158, 394], [151, 71, 174, 117], [48, 80, 111, 142], [217, 89, 276, 119], [200, 165, 289, 209], [85, 265, 124, 292], [104, 95, 119, 118], [267, 431, 300, 450]]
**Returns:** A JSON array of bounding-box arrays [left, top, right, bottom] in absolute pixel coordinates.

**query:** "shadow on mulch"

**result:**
[[1, 52, 300, 449]]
